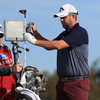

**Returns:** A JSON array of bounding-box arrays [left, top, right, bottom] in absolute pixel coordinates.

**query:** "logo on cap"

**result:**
[[60, 7, 64, 12]]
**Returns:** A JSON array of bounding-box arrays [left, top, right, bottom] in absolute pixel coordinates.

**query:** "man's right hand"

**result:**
[[13, 62, 22, 73]]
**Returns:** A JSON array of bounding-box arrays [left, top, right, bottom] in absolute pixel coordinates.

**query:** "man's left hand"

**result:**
[[23, 33, 37, 44]]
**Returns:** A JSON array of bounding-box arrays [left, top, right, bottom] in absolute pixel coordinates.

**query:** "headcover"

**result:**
[[20, 66, 39, 85], [16, 89, 41, 100], [26, 22, 34, 35]]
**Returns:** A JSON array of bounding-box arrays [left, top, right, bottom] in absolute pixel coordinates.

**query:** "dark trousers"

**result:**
[[56, 79, 90, 100]]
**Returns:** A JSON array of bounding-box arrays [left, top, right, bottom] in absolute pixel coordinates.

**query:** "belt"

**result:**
[[59, 76, 89, 82]]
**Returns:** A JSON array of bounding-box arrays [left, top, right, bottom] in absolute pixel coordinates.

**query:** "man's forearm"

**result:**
[[35, 39, 69, 50], [35, 40, 60, 50], [32, 25, 48, 40], [33, 30, 48, 40], [0, 66, 13, 76]]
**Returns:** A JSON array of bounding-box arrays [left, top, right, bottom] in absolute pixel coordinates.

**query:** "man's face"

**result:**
[[0, 34, 4, 45], [60, 15, 72, 31]]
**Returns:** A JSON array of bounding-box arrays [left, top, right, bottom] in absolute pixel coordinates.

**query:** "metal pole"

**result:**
[[24, 15, 26, 68], [19, 9, 27, 68]]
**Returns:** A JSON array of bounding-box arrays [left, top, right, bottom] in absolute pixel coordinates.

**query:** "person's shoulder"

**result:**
[[2, 44, 9, 48], [77, 24, 88, 34], [2, 44, 11, 52]]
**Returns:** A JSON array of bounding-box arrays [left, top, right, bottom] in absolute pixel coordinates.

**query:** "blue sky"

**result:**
[[0, 0, 100, 74]]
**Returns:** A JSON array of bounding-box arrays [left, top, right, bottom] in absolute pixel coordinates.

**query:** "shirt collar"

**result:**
[[68, 23, 79, 33], [0, 43, 4, 48], [62, 23, 79, 37]]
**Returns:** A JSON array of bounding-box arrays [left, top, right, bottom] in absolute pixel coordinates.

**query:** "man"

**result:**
[[24, 4, 90, 100], [0, 24, 22, 100]]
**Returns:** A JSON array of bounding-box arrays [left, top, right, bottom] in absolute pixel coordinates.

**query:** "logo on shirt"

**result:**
[[0, 53, 8, 60]]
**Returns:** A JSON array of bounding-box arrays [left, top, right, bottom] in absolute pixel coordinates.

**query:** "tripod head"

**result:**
[[12, 38, 29, 64]]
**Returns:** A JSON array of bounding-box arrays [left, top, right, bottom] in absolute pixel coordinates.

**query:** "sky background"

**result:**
[[0, 0, 100, 74]]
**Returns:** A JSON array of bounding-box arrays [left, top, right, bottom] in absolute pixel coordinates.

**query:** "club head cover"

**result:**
[[26, 22, 34, 35]]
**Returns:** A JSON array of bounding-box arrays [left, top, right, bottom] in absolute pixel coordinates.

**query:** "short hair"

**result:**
[[69, 13, 77, 20]]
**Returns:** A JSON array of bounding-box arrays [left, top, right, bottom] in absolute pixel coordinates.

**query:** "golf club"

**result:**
[[19, 9, 27, 68]]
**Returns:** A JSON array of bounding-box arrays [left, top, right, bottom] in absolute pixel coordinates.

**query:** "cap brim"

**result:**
[[54, 12, 68, 18], [54, 14, 58, 18]]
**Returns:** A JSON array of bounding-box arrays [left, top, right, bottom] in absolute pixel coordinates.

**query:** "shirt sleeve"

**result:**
[[62, 30, 84, 48], [0, 66, 12, 76]]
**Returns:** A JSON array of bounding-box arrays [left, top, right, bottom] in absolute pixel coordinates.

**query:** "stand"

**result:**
[[12, 38, 29, 85]]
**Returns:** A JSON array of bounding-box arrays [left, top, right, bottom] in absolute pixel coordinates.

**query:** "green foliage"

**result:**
[[88, 73, 100, 100], [40, 70, 58, 100], [88, 59, 100, 100]]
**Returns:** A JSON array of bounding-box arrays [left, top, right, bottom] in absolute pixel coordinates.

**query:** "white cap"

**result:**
[[0, 24, 4, 34], [54, 4, 78, 18]]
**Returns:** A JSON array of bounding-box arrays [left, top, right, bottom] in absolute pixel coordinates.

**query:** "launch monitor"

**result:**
[[4, 20, 24, 41]]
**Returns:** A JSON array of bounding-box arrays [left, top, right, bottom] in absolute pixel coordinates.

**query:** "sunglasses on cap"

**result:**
[[0, 34, 4, 38]]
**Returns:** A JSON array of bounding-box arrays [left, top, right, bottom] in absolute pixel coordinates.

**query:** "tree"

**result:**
[[40, 70, 58, 100], [88, 58, 100, 100]]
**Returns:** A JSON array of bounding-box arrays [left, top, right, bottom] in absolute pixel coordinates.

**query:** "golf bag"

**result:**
[[16, 66, 47, 100]]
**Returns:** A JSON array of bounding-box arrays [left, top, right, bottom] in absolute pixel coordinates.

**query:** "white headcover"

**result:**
[[21, 89, 41, 100]]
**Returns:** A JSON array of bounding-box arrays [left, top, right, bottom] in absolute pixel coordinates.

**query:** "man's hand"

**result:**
[[23, 33, 37, 44], [13, 62, 22, 73]]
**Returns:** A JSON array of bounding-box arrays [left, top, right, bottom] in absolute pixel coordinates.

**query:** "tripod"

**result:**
[[12, 38, 29, 86]]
